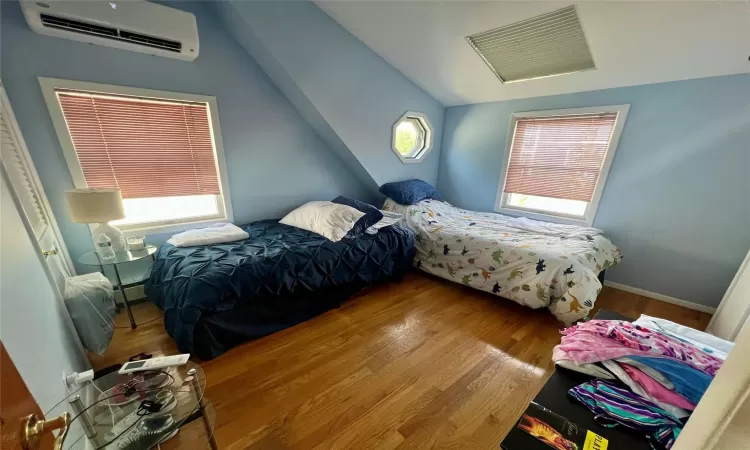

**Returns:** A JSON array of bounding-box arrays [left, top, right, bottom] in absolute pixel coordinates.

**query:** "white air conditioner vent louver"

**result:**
[[40, 14, 118, 38], [116, 31, 181, 52], [466, 5, 595, 83]]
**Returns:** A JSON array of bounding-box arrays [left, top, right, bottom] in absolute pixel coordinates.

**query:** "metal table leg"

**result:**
[[112, 263, 136, 329], [68, 395, 101, 447], [187, 368, 217, 450]]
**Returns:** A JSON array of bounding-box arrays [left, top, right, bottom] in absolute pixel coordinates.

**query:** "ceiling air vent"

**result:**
[[466, 5, 595, 83]]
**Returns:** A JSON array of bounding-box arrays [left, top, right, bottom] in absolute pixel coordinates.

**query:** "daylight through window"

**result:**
[[497, 105, 629, 225], [45, 81, 232, 232], [391, 111, 433, 163]]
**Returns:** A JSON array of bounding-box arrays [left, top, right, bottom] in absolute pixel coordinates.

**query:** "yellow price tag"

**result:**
[[583, 430, 608, 450]]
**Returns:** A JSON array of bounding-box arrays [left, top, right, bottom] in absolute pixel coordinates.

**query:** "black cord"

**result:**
[[93, 411, 145, 450], [67, 369, 179, 447], [65, 432, 85, 449], [94, 393, 198, 450], [70, 369, 175, 420], [114, 314, 163, 329]]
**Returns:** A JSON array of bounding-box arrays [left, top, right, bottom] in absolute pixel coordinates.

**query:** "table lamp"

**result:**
[[65, 188, 127, 252]]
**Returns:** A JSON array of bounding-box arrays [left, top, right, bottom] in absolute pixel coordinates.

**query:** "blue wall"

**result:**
[[0, 0, 371, 273], [439, 74, 750, 308], [216, 0, 445, 188]]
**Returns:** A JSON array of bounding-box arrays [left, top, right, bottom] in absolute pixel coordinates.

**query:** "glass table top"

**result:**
[[45, 362, 212, 449], [78, 246, 158, 266]]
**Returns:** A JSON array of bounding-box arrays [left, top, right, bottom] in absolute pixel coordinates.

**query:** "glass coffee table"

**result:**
[[78, 246, 158, 329], [44, 362, 217, 449]]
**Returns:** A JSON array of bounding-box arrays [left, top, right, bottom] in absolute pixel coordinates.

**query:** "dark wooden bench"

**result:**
[[502, 309, 653, 449]]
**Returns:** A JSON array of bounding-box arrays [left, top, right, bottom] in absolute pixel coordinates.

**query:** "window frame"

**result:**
[[39, 77, 233, 236], [391, 111, 434, 163], [495, 104, 630, 226]]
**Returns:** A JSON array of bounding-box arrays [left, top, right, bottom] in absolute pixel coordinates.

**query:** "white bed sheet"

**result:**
[[383, 199, 622, 323]]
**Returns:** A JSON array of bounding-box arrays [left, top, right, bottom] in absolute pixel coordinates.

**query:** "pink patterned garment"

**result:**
[[553, 330, 650, 365], [620, 363, 695, 410], [563, 320, 723, 376]]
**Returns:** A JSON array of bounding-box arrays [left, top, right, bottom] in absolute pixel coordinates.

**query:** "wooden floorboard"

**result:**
[[90, 271, 712, 449]]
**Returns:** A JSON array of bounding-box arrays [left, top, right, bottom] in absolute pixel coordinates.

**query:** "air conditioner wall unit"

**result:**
[[20, 0, 199, 61]]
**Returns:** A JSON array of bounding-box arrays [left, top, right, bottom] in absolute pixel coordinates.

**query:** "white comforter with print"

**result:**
[[383, 199, 622, 324]]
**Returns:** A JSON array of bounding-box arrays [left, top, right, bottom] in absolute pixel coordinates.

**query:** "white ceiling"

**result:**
[[316, 1, 750, 106]]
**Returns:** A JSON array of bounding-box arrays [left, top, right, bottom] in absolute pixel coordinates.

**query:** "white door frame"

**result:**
[[707, 249, 750, 341], [0, 83, 76, 277], [673, 318, 750, 450], [1, 81, 88, 366], [1, 168, 90, 369]]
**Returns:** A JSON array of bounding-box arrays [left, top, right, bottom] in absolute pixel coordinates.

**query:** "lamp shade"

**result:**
[[65, 188, 125, 223]]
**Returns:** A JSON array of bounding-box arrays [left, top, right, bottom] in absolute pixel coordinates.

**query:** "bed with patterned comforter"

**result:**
[[383, 198, 621, 324]]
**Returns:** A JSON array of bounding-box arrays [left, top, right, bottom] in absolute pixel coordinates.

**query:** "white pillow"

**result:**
[[280, 201, 365, 242], [365, 210, 404, 234]]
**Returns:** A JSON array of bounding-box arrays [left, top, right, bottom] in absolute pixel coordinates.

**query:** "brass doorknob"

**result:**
[[21, 412, 70, 450], [42, 248, 58, 256]]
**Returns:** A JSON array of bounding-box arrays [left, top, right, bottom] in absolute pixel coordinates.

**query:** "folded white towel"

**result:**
[[167, 223, 249, 248]]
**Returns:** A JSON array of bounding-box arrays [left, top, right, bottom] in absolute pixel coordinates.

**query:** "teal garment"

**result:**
[[569, 380, 683, 449], [628, 355, 712, 404]]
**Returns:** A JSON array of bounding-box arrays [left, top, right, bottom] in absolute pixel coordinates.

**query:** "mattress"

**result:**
[[383, 199, 621, 323], [145, 220, 415, 359]]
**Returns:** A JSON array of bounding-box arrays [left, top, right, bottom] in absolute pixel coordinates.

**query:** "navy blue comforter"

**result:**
[[145, 220, 415, 359]]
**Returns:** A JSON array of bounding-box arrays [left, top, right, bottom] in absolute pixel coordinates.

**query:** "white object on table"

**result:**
[[96, 234, 115, 261], [118, 354, 191, 374], [167, 223, 248, 247], [126, 236, 146, 250]]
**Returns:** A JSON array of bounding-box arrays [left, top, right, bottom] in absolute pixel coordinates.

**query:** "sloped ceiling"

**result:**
[[316, 1, 750, 106], [213, 0, 445, 194]]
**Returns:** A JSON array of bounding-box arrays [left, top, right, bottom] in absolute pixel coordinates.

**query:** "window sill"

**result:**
[[494, 206, 592, 227], [92, 216, 231, 238]]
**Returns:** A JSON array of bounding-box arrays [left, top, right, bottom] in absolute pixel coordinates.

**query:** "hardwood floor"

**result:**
[[89, 304, 177, 371], [90, 271, 712, 449]]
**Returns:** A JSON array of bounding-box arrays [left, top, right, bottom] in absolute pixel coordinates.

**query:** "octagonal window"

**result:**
[[392, 111, 433, 163]]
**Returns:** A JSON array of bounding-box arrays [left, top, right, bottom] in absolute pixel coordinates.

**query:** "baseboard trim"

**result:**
[[603, 281, 716, 314]]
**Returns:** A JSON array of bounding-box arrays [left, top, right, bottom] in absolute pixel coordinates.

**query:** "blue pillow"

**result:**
[[379, 179, 443, 205], [331, 196, 383, 236]]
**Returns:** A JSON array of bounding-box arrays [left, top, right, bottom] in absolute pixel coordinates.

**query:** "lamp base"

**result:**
[[92, 222, 126, 252]]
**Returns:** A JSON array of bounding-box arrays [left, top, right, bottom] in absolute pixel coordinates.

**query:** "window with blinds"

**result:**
[[43, 80, 232, 232], [498, 106, 629, 225]]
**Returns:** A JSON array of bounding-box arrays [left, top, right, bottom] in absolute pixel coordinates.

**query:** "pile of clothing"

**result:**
[[553, 315, 733, 449]]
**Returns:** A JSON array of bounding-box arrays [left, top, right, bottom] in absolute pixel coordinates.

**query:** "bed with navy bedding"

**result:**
[[145, 220, 415, 359]]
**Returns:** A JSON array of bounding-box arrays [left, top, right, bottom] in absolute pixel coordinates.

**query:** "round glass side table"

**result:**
[[78, 246, 158, 329], [44, 362, 217, 449]]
